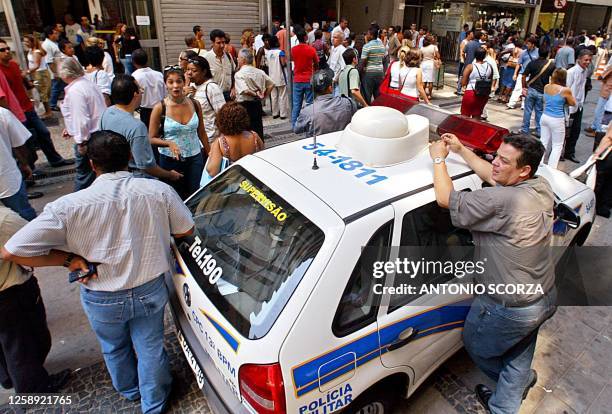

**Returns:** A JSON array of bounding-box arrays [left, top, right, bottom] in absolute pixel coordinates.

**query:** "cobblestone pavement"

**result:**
[[0, 77, 610, 414]]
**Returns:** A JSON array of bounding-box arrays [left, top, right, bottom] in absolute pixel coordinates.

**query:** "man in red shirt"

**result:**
[[0, 40, 72, 170], [291, 25, 319, 128], [0, 70, 25, 122]]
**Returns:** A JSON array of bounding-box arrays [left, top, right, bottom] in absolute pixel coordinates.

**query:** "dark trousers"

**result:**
[[594, 130, 612, 217], [159, 152, 205, 200], [74, 144, 96, 191], [23, 111, 63, 168], [49, 78, 66, 108], [239, 100, 264, 140], [0, 277, 52, 393], [362, 72, 384, 104], [564, 108, 583, 158]]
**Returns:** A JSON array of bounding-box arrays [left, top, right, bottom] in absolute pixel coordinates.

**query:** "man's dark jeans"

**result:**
[[74, 144, 96, 191], [362, 72, 383, 104], [0, 180, 37, 221], [49, 78, 66, 108], [159, 152, 205, 200], [564, 108, 583, 158], [0, 277, 52, 393], [23, 111, 64, 168], [239, 100, 264, 140]]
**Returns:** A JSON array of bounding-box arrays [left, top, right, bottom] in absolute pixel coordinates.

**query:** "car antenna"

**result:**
[[311, 81, 319, 170]]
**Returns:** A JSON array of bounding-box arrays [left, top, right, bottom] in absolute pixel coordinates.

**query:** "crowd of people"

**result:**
[[0, 11, 610, 414]]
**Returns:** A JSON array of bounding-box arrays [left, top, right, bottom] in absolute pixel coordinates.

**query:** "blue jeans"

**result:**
[[49, 78, 66, 108], [159, 152, 204, 200], [80, 275, 172, 414], [291, 82, 314, 127], [121, 56, 134, 75], [23, 111, 64, 167], [521, 88, 544, 135], [74, 144, 96, 191], [591, 96, 608, 132], [0, 180, 36, 221], [457, 61, 465, 93], [463, 289, 557, 414]]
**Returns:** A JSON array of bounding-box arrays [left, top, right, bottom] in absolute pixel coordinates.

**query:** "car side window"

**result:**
[[389, 200, 473, 311], [333, 221, 393, 337]]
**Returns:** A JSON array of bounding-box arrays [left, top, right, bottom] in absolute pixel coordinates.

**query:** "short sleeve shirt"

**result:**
[[292, 44, 319, 83], [42, 39, 62, 68], [99, 106, 157, 172], [193, 80, 225, 142], [85, 69, 112, 96], [523, 59, 555, 93], [361, 39, 385, 74], [339, 65, 360, 97], [0, 61, 34, 113], [0, 206, 30, 292], [555, 46, 575, 69], [0, 70, 25, 122], [0, 107, 31, 198]]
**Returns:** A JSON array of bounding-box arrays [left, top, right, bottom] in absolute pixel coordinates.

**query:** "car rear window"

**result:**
[[177, 166, 325, 339]]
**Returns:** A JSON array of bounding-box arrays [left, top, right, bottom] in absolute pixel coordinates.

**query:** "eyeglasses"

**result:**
[[0, 47, 10, 53], [164, 65, 181, 72]]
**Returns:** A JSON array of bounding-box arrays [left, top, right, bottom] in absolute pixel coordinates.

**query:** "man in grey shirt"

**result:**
[[2, 131, 195, 413], [294, 68, 357, 136], [554, 37, 575, 69], [429, 133, 556, 414]]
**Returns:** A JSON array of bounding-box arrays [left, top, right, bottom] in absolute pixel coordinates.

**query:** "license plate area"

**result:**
[[177, 328, 206, 389]]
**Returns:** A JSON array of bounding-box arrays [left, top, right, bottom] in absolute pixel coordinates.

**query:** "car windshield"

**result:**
[[177, 166, 325, 339]]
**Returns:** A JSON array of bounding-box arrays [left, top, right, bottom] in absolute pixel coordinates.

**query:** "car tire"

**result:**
[[348, 387, 398, 414]]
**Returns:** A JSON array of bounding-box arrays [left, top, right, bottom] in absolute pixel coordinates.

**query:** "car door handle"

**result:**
[[387, 327, 419, 351]]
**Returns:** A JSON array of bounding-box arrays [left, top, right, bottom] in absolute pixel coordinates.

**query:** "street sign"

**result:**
[[554, 0, 567, 9]]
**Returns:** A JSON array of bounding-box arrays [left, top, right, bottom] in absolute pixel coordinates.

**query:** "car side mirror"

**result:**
[[555, 203, 580, 229]]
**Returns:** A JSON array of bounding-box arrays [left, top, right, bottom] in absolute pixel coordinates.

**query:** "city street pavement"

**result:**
[[0, 78, 611, 414]]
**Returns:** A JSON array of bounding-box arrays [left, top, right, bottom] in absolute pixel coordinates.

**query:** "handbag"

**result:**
[[473, 63, 492, 97]]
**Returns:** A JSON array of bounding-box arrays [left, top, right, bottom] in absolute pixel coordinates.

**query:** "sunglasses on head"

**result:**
[[0, 47, 10, 53], [164, 65, 181, 72]]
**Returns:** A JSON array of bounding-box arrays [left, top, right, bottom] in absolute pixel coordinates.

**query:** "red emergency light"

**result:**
[[371, 91, 508, 155]]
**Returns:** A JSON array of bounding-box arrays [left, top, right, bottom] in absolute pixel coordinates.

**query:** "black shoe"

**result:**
[[280, 117, 287, 120], [27, 191, 44, 200], [1, 379, 12, 389], [46, 369, 72, 392], [273, 115, 280, 119], [50, 159, 76, 167], [565, 155, 580, 163], [475, 384, 492, 412], [522, 369, 538, 400]]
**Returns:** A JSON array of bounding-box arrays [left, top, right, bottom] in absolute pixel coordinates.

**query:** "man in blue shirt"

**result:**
[[508, 37, 538, 109], [99, 74, 183, 182], [555, 37, 575, 69], [458, 24, 469, 44]]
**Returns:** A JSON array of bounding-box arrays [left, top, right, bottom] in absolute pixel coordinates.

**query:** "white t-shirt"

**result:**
[[254, 34, 264, 54], [42, 38, 62, 76], [85, 69, 112, 96], [0, 108, 31, 198], [102, 52, 115, 80], [27, 50, 49, 72], [132, 67, 166, 109], [389, 62, 418, 98], [65, 23, 80, 44], [332, 25, 350, 40]]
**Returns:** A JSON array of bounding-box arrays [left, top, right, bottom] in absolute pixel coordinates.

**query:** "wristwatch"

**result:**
[[63, 253, 75, 268], [433, 157, 446, 165]]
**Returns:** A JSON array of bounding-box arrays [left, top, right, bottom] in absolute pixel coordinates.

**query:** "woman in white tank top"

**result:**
[[24, 35, 52, 119], [388, 46, 430, 104]]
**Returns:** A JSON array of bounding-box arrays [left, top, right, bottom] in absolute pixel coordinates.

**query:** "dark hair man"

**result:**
[[359, 24, 385, 103], [554, 36, 575, 69], [131, 49, 166, 132], [338, 48, 368, 108], [290, 25, 319, 127], [430, 132, 556, 413], [193, 25, 205, 49], [2, 130, 195, 413], [520, 47, 554, 137], [294, 68, 356, 136], [564, 49, 593, 162], [205, 29, 235, 101], [507, 36, 539, 110], [99, 74, 181, 182]]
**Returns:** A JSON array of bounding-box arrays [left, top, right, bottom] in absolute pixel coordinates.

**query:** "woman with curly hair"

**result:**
[[206, 102, 263, 177], [387, 46, 430, 103], [241, 29, 255, 52]]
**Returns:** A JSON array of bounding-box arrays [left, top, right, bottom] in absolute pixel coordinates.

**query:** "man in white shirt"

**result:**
[[0, 108, 36, 221], [328, 31, 346, 96], [234, 48, 274, 140], [64, 14, 80, 45], [308, 23, 319, 44], [42, 27, 64, 110], [59, 58, 107, 190], [332, 18, 350, 40], [131, 49, 166, 130], [204, 29, 236, 101], [564, 49, 593, 163]]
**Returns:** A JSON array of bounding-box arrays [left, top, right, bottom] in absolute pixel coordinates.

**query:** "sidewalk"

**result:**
[[0, 83, 610, 414]]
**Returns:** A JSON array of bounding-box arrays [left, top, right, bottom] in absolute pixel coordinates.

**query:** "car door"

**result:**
[[377, 177, 476, 387]]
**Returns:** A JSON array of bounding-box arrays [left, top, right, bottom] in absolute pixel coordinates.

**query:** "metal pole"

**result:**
[[285, 0, 293, 116], [267, 0, 273, 36], [337, 0, 341, 23], [1, 0, 26, 69], [566, 0, 578, 40]]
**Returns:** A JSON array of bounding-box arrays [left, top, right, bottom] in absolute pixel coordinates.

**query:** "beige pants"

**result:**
[[271, 86, 288, 118], [33, 70, 51, 103]]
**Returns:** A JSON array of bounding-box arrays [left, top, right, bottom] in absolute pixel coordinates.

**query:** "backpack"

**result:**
[[473, 63, 492, 97]]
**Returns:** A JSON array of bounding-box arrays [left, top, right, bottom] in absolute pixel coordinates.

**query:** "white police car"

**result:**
[[167, 105, 595, 414]]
